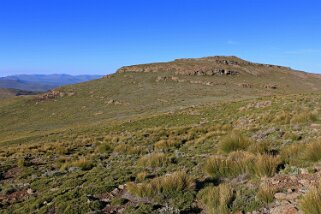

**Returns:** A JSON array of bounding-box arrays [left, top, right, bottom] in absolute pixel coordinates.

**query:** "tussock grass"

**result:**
[[204, 151, 255, 179], [254, 155, 280, 177], [204, 152, 280, 179], [219, 132, 252, 153], [303, 141, 321, 162], [280, 143, 305, 164], [137, 153, 173, 167], [61, 157, 95, 171], [248, 141, 271, 155], [256, 184, 275, 204], [291, 111, 318, 124], [300, 182, 321, 214], [272, 111, 292, 124], [127, 171, 194, 198], [280, 141, 321, 165], [136, 171, 148, 182], [95, 143, 112, 154], [197, 184, 234, 214], [154, 138, 182, 150], [113, 144, 145, 155]]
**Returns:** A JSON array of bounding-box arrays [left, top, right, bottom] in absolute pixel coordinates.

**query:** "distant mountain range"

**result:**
[[0, 74, 103, 92]]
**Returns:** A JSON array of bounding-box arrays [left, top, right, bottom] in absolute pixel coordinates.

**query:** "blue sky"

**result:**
[[0, 0, 321, 76]]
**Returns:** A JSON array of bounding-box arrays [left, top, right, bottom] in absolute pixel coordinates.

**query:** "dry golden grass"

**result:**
[[137, 152, 173, 167], [204, 152, 280, 179], [303, 141, 321, 162], [136, 171, 148, 182], [197, 184, 234, 214], [204, 151, 255, 179], [254, 155, 280, 177], [256, 184, 275, 204], [219, 132, 252, 153], [300, 182, 321, 214], [127, 171, 194, 197]]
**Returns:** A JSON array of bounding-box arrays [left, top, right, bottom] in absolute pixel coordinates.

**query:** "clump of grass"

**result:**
[[197, 184, 234, 214], [299, 182, 321, 214], [154, 138, 182, 150], [95, 143, 112, 154], [248, 141, 271, 155], [303, 141, 321, 162], [272, 111, 292, 124], [204, 152, 280, 179], [219, 132, 252, 153], [17, 158, 26, 168], [73, 158, 95, 170], [280, 143, 304, 165], [136, 171, 148, 182], [61, 158, 95, 171], [137, 153, 173, 167], [113, 144, 145, 155], [254, 155, 280, 177], [204, 151, 255, 179], [256, 184, 275, 204], [127, 171, 194, 198], [291, 111, 318, 124]]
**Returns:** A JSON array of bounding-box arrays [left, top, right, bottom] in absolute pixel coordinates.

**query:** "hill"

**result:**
[[0, 74, 103, 92], [0, 56, 321, 213], [0, 88, 38, 100]]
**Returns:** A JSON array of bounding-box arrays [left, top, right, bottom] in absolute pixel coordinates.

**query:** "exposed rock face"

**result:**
[[116, 56, 298, 77]]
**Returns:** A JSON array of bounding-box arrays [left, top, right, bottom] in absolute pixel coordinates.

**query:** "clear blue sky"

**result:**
[[1, 0, 321, 76]]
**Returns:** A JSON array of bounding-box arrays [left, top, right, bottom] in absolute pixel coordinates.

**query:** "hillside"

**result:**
[[0, 88, 38, 100], [0, 56, 321, 213], [0, 74, 103, 92]]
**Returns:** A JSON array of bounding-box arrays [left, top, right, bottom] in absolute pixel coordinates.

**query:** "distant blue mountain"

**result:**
[[0, 74, 103, 92]]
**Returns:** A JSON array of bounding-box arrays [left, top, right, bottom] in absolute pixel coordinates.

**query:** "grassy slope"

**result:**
[[1, 67, 321, 142], [1, 57, 321, 213]]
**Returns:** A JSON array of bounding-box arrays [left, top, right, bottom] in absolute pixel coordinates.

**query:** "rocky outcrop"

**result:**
[[116, 56, 301, 78]]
